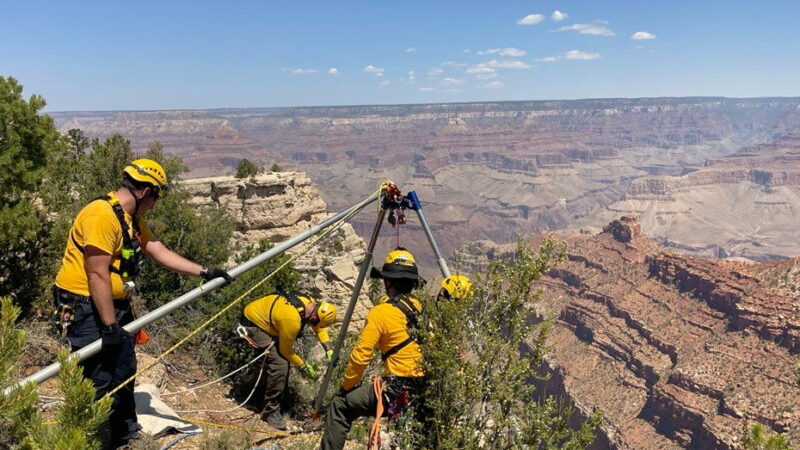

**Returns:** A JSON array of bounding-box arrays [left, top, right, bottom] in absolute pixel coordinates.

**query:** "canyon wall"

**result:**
[[50, 97, 800, 273], [525, 217, 800, 448], [181, 172, 373, 327]]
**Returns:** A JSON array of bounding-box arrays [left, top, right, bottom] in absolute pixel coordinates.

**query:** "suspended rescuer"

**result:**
[[321, 248, 426, 450], [437, 274, 473, 302], [240, 292, 337, 430], [52, 159, 233, 449]]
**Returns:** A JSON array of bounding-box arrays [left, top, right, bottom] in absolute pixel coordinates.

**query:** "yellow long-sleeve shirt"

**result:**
[[243, 294, 330, 367], [341, 295, 424, 391]]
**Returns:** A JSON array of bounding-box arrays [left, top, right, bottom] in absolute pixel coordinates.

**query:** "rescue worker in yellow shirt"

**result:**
[[240, 291, 337, 430], [321, 248, 425, 450], [53, 159, 232, 450]]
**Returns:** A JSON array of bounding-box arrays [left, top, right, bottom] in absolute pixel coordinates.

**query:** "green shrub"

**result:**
[[393, 239, 601, 449], [235, 159, 259, 179], [0, 76, 66, 311], [742, 423, 791, 450], [0, 297, 111, 449]]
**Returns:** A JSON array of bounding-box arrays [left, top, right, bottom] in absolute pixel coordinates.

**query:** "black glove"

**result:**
[[100, 322, 130, 348], [201, 267, 233, 285]]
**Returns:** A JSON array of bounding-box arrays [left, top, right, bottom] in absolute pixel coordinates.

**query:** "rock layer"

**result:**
[[50, 97, 800, 275], [182, 172, 373, 326], [530, 216, 800, 448]]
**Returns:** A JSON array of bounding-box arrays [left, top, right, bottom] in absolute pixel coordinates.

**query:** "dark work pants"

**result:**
[[243, 321, 290, 417], [320, 382, 383, 450], [68, 299, 140, 450], [263, 337, 290, 416]]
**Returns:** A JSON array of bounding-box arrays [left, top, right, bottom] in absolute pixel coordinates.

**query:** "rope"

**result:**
[[175, 344, 267, 414], [183, 417, 297, 438], [105, 187, 380, 399], [162, 346, 270, 397], [367, 376, 385, 450], [158, 431, 201, 450]]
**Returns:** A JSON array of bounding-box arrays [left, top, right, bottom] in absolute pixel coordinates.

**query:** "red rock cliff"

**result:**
[[534, 217, 800, 449]]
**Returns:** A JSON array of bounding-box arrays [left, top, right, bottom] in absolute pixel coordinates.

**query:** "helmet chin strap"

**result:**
[[125, 186, 152, 215]]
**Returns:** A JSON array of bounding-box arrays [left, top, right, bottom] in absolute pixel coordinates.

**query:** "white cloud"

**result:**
[[536, 56, 559, 62], [485, 59, 531, 69], [443, 88, 463, 93], [476, 72, 498, 79], [406, 47, 416, 52], [551, 10, 568, 22], [363, 65, 385, 76], [557, 23, 615, 36], [378, 80, 391, 88], [328, 68, 339, 75], [477, 47, 527, 57], [442, 77, 465, 86], [463, 49, 471, 53], [631, 31, 657, 40], [428, 68, 444, 78], [291, 68, 318, 75], [517, 14, 545, 25], [419, 87, 434, 92], [408, 71, 416, 82], [480, 81, 504, 89], [565, 50, 601, 60], [441, 61, 468, 68], [466, 65, 496, 75]]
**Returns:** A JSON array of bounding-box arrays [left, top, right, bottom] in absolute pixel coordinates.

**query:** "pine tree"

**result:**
[[0, 76, 66, 309], [0, 297, 111, 449], [742, 423, 791, 450], [235, 158, 259, 179]]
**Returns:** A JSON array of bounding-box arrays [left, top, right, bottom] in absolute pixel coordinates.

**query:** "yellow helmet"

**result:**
[[315, 301, 337, 328], [370, 247, 419, 280], [123, 158, 168, 197], [440, 275, 473, 300]]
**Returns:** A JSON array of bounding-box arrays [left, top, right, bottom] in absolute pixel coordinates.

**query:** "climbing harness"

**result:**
[[71, 194, 144, 287], [367, 375, 421, 449], [380, 294, 421, 361]]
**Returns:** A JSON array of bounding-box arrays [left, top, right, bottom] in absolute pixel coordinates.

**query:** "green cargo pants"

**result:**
[[320, 382, 381, 450], [242, 321, 288, 416], [320, 376, 425, 450]]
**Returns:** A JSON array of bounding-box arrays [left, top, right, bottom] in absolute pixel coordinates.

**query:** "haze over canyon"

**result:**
[[51, 97, 800, 270]]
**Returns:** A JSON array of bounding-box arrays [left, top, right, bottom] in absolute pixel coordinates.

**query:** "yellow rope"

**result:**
[[183, 417, 297, 437], [105, 187, 380, 398]]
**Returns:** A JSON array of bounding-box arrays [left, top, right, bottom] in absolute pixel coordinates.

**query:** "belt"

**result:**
[[52, 285, 91, 304]]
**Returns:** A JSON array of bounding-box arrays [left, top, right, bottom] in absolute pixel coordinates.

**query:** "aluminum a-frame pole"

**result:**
[[407, 191, 451, 278], [313, 204, 387, 412], [8, 191, 379, 393]]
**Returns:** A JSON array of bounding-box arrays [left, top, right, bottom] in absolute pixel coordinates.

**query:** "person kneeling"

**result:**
[[321, 248, 425, 450]]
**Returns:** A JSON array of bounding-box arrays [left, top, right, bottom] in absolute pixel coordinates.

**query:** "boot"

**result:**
[[265, 411, 287, 431]]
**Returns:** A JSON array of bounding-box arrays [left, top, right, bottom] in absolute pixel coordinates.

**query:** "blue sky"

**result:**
[[2, 0, 799, 111]]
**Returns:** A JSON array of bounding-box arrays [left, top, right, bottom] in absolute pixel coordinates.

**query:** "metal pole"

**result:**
[[407, 191, 450, 278], [313, 205, 387, 412], [10, 192, 379, 392]]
